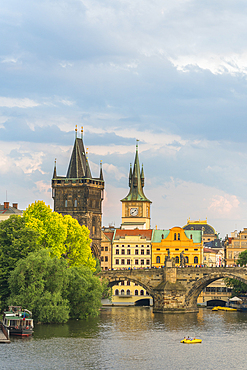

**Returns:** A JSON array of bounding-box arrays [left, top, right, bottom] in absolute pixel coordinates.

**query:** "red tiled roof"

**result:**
[[115, 229, 152, 239], [104, 231, 114, 241]]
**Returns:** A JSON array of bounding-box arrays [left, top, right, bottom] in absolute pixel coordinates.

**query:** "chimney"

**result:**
[[4, 202, 9, 210], [12, 203, 18, 209]]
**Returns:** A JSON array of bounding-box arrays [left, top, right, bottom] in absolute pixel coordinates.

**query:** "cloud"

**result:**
[[208, 195, 240, 217], [0, 97, 39, 108]]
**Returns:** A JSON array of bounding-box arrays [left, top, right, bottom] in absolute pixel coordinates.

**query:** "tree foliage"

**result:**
[[23, 201, 95, 270], [224, 250, 247, 296], [8, 250, 104, 323], [0, 215, 39, 307]]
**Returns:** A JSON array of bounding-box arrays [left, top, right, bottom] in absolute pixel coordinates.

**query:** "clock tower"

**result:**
[[121, 143, 151, 229]]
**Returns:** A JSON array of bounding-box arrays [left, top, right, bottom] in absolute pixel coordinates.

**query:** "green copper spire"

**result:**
[[121, 142, 151, 202]]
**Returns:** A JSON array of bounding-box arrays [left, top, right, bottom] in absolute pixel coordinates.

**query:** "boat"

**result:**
[[212, 306, 237, 311], [2, 306, 34, 336], [181, 338, 202, 344]]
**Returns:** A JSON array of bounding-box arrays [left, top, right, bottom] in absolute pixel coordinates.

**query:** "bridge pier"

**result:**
[[153, 266, 198, 313]]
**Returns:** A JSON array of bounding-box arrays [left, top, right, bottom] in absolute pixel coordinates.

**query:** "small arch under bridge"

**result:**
[[101, 267, 247, 313]]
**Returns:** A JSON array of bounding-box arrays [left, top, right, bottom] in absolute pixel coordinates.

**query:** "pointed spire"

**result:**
[[141, 164, 144, 188], [66, 128, 92, 178], [129, 163, 132, 187], [53, 158, 57, 178], [121, 141, 151, 203], [100, 160, 104, 180]]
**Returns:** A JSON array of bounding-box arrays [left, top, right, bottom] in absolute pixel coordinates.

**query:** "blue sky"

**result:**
[[1, 0, 247, 237]]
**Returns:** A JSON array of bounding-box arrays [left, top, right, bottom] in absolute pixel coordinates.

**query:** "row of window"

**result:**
[[115, 245, 150, 248], [115, 249, 150, 255], [115, 259, 150, 265], [64, 200, 100, 208], [101, 247, 108, 251], [155, 256, 198, 264], [156, 248, 198, 251], [115, 289, 147, 296], [101, 256, 108, 262], [117, 281, 138, 286]]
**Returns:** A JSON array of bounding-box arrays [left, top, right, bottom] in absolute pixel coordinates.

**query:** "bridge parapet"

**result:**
[[101, 267, 247, 313]]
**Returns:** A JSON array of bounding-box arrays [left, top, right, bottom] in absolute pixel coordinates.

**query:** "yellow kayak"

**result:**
[[181, 339, 202, 344], [212, 306, 237, 311]]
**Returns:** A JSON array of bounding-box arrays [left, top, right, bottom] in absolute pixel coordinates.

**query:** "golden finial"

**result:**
[[75, 125, 77, 132], [81, 126, 83, 136], [156, 225, 157, 230]]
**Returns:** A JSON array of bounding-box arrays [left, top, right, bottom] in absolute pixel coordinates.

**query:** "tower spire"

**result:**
[[53, 158, 57, 178], [121, 141, 150, 202], [141, 163, 144, 188], [100, 160, 104, 180]]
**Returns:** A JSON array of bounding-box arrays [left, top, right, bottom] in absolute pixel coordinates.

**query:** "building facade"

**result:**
[[101, 230, 113, 270], [225, 228, 247, 266], [51, 128, 104, 258], [112, 229, 152, 270], [152, 227, 203, 267]]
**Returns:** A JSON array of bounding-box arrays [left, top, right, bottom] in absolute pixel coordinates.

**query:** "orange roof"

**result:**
[[203, 247, 217, 253], [104, 231, 114, 241], [115, 229, 152, 240]]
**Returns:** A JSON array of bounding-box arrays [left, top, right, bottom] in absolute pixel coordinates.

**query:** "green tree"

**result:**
[[0, 215, 39, 307], [237, 250, 247, 267], [8, 249, 70, 323], [65, 266, 103, 319], [23, 201, 95, 270], [8, 250, 105, 322], [225, 250, 247, 296]]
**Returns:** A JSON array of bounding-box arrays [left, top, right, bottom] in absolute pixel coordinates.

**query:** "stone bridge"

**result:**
[[101, 266, 247, 313]]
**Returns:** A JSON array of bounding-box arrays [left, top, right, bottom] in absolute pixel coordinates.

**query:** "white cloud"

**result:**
[[169, 52, 247, 76], [0, 97, 39, 108]]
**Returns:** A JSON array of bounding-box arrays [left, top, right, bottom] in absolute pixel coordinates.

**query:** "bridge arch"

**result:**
[[185, 272, 247, 308], [104, 276, 155, 298]]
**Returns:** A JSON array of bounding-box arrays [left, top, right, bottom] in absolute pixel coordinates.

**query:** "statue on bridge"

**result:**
[[180, 251, 186, 267]]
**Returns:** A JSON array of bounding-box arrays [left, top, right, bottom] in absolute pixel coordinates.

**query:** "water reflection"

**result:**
[[1, 307, 247, 370]]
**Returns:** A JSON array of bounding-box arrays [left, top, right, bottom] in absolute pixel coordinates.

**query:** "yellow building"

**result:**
[[100, 230, 114, 271], [225, 228, 247, 266], [152, 227, 203, 267], [112, 281, 152, 306]]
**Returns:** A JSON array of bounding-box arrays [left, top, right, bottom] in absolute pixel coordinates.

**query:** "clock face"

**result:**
[[130, 207, 138, 216]]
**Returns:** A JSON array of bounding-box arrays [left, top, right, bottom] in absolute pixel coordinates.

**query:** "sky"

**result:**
[[1, 0, 247, 238]]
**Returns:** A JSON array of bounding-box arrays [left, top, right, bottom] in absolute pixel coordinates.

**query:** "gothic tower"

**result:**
[[51, 127, 104, 258], [121, 142, 151, 229]]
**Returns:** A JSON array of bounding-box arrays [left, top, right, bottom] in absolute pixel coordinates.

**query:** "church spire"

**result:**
[[121, 141, 151, 202], [141, 164, 144, 188]]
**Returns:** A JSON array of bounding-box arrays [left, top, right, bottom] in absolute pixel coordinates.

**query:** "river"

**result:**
[[1, 307, 247, 370]]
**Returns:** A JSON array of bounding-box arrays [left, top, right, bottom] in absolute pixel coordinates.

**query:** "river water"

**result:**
[[1, 307, 247, 370]]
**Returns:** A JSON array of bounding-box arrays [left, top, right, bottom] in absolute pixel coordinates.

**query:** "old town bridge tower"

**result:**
[[51, 127, 104, 258]]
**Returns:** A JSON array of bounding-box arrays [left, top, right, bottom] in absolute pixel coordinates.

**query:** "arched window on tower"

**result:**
[[92, 217, 97, 235]]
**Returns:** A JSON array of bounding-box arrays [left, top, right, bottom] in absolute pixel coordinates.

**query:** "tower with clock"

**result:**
[[121, 142, 152, 229]]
